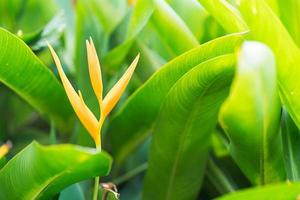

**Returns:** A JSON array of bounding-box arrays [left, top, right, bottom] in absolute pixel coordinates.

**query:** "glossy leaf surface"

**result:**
[[0, 28, 72, 128], [109, 33, 245, 164], [219, 41, 284, 184], [143, 54, 235, 200], [0, 142, 112, 200]]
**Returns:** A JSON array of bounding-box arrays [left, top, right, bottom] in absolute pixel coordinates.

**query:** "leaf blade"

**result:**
[[0, 28, 72, 129], [143, 54, 235, 200], [0, 142, 112, 200]]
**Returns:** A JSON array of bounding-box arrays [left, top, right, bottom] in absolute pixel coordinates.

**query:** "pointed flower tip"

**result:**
[[101, 54, 140, 117], [89, 36, 93, 43], [86, 40, 90, 48]]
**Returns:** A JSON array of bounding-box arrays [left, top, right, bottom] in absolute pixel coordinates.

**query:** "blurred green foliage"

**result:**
[[1, 0, 300, 199]]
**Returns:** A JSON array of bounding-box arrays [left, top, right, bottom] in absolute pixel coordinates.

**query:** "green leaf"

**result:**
[[0, 28, 72, 129], [22, 12, 65, 51], [109, 33, 245, 165], [198, 0, 248, 33], [281, 108, 300, 181], [167, 0, 208, 40], [238, 0, 300, 131], [0, 141, 112, 200], [276, 0, 300, 47], [0, 0, 58, 34], [216, 182, 300, 200], [126, 0, 154, 39], [219, 41, 284, 184], [151, 0, 199, 55], [143, 54, 235, 200], [89, 0, 127, 34], [103, 0, 154, 71], [59, 183, 85, 200]]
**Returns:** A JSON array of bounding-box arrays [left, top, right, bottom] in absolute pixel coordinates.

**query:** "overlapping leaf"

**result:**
[[198, 0, 248, 33], [219, 41, 284, 184], [143, 54, 235, 200], [109, 33, 245, 165], [281, 109, 300, 181], [0, 28, 72, 129], [238, 0, 300, 130]]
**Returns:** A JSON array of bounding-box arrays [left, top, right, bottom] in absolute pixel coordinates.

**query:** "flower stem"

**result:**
[[92, 142, 102, 200], [93, 176, 100, 200]]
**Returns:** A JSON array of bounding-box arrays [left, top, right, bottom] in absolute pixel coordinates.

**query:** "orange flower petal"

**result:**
[[48, 43, 100, 147], [102, 54, 140, 118], [86, 39, 103, 112]]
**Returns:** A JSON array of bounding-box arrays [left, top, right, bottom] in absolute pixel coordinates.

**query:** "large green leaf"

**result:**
[[143, 54, 235, 200], [0, 141, 112, 200], [198, 0, 248, 33], [281, 108, 300, 181], [0, 28, 72, 128], [238, 0, 300, 130], [109, 33, 244, 165], [216, 182, 300, 200], [219, 41, 284, 184]]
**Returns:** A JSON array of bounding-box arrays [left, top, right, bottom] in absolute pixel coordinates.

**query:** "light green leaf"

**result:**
[[89, 0, 127, 34], [281, 108, 300, 181], [109, 33, 245, 165], [167, 0, 208, 40], [143, 54, 235, 200], [276, 0, 300, 47], [0, 28, 72, 129], [126, 0, 154, 39], [219, 41, 284, 184], [238, 0, 300, 131], [216, 182, 300, 200], [0, 141, 112, 200], [198, 0, 248, 33], [151, 0, 199, 55]]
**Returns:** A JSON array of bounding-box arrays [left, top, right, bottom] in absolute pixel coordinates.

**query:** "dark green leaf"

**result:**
[[281, 108, 300, 181]]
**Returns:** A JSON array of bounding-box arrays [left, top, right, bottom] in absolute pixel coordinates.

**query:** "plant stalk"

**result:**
[[93, 176, 100, 200], [93, 143, 102, 200]]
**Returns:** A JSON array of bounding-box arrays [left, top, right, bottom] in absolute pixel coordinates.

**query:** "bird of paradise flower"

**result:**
[[48, 39, 139, 151]]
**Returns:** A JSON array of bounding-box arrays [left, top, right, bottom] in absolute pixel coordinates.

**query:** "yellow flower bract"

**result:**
[[48, 39, 139, 150], [0, 142, 11, 159]]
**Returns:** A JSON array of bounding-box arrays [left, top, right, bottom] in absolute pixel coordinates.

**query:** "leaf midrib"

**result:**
[[165, 75, 224, 200]]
